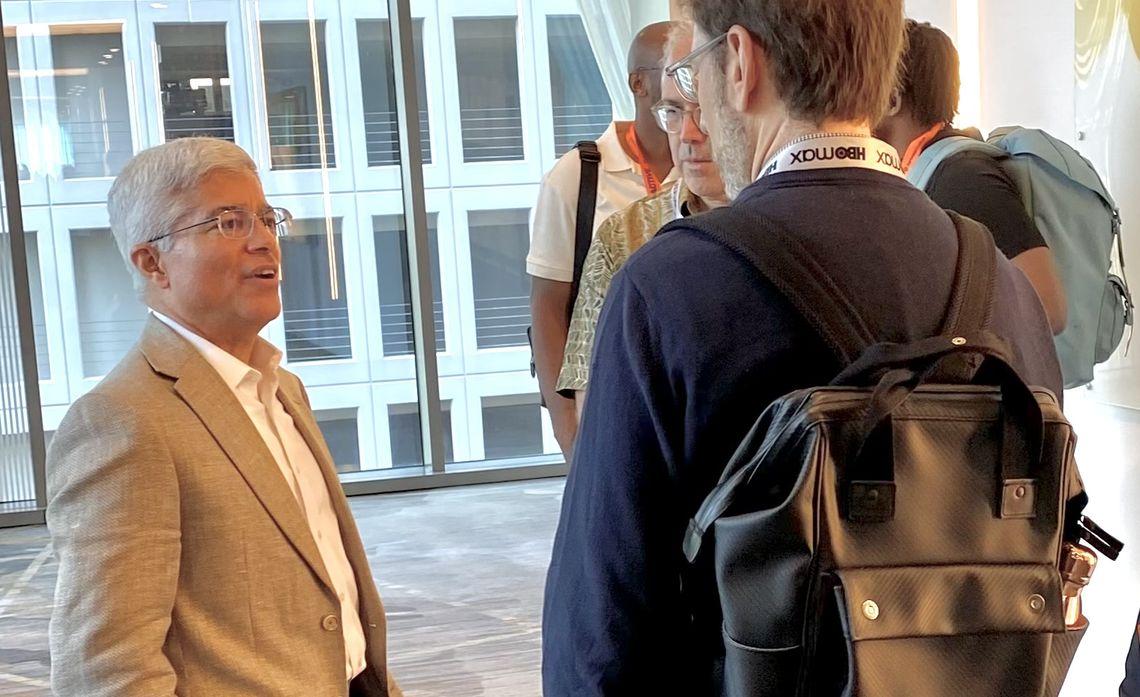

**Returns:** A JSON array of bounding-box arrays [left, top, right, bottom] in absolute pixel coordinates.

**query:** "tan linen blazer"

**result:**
[[47, 317, 401, 697]]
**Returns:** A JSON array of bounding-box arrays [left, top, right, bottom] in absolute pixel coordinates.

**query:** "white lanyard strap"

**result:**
[[758, 133, 905, 180]]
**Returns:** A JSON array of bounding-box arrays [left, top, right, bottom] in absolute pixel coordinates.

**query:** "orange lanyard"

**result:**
[[623, 125, 662, 195], [902, 122, 950, 173]]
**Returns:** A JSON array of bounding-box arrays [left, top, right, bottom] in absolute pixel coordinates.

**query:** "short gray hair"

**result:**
[[107, 137, 258, 290]]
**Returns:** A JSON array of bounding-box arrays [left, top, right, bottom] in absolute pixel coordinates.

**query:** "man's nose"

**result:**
[[247, 216, 278, 252], [681, 110, 705, 143]]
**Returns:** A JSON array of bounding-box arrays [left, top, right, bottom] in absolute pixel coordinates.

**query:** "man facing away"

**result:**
[[528, 21, 678, 459], [556, 22, 728, 414], [875, 19, 1068, 334], [541, 1, 1062, 694], [47, 138, 401, 697]]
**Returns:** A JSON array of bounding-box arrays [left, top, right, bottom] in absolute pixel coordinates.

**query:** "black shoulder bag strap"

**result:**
[[675, 208, 875, 366], [527, 140, 601, 386], [569, 140, 601, 321], [676, 208, 999, 380]]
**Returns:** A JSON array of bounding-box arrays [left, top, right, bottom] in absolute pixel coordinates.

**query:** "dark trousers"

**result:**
[[1123, 609, 1140, 697]]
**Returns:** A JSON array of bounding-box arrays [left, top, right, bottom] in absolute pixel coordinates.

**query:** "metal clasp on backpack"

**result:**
[[847, 480, 896, 523]]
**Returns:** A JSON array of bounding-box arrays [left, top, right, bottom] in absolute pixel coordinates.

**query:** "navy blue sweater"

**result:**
[[541, 167, 1062, 695]]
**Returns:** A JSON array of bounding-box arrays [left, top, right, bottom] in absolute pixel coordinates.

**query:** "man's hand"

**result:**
[[530, 276, 579, 459]]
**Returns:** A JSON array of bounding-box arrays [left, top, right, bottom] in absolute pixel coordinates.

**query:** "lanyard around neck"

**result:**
[[758, 133, 905, 180]]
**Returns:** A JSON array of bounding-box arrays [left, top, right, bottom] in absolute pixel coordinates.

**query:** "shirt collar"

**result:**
[[595, 122, 679, 184], [150, 310, 282, 392]]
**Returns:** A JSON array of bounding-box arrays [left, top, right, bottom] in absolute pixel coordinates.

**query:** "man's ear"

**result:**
[[725, 25, 763, 113], [130, 244, 170, 290], [628, 71, 646, 98], [886, 90, 904, 117]]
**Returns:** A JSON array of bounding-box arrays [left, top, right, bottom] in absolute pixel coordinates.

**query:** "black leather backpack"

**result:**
[[681, 208, 1120, 696]]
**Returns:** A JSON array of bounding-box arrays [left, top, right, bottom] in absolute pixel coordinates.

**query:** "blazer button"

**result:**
[[322, 614, 340, 632]]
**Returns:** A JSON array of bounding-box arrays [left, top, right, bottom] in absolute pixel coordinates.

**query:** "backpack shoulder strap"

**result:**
[[570, 140, 601, 309], [832, 212, 1000, 385], [678, 207, 999, 377], [908, 135, 1005, 191], [941, 211, 999, 336], [678, 208, 875, 365]]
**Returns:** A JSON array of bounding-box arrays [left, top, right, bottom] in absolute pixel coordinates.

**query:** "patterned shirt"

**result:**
[[556, 181, 701, 394]]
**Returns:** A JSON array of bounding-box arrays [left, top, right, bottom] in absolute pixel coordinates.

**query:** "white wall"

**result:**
[[630, 0, 669, 29], [978, 1, 1075, 142], [905, 0, 958, 39], [905, 0, 1076, 144]]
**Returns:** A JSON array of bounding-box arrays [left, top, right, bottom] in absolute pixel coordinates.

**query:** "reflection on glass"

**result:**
[[260, 21, 336, 170], [316, 407, 360, 473], [468, 208, 530, 349], [0, 231, 46, 380], [356, 19, 430, 167], [0, 198, 35, 508], [25, 232, 47, 380], [5, 36, 29, 180], [156, 23, 234, 142], [71, 228, 147, 377], [51, 27, 133, 179], [279, 218, 350, 362], [374, 213, 444, 356], [388, 400, 453, 467], [454, 17, 524, 162], [547, 16, 612, 156], [481, 394, 542, 459]]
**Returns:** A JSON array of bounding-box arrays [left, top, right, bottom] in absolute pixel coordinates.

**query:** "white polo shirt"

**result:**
[[526, 122, 677, 282]]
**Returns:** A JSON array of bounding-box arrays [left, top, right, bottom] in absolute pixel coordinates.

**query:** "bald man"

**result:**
[[528, 21, 678, 459]]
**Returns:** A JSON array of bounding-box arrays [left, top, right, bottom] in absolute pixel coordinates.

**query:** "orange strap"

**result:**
[[622, 124, 663, 195], [902, 123, 950, 173]]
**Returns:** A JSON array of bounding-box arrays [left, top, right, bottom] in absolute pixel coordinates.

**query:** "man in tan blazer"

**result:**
[[47, 138, 401, 697]]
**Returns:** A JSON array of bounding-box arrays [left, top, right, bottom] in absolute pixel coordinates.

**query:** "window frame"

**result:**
[[370, 376, 468, 472], [137, 1, 255, 153], [29, 3, 145, 205], [354, 188, 464, 382], [19, 206, 69, 407], [530, 0, 613, 166], [461, 369, 557, 462], [436, 0, 543, 187], [249, 1, 357, 196], [449, 184, 538, 376], [51, 203, 146, 399], [265, 191, 370, 385], [5, 8, 51, 208], [306, 381, 377, 475], [338, 0, 450, 192]]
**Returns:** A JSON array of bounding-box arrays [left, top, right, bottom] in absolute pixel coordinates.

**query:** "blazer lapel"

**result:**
[[139, 319, 334, 592], [277, 379, 388, 635]]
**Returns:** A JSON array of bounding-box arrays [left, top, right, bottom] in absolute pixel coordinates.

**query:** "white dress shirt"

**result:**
[[152, 311, 367, 682], [526, 122, 678, 282]]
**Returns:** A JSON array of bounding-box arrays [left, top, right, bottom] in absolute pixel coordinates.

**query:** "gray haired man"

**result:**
[[47, 137, 401, 697]]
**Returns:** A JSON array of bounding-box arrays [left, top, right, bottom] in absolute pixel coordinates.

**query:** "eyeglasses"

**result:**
[[148, 206, 293, 244], [664, 32, 728, 104], [651, 99, 703, 134]]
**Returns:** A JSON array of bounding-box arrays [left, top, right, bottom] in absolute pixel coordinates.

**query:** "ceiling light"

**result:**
[[97, 60, 108, 65], [150, 2, 169, 8], [102, 54, 112, 59], [109, 48, 120, 53]]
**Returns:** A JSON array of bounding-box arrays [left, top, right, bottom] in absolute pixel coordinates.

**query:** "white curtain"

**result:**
[[575, 0, 636, 121]]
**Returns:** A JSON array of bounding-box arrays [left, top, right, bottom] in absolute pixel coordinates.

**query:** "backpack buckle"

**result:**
[[1000, 478, 1037, 519], [847, 481, 896, 523]]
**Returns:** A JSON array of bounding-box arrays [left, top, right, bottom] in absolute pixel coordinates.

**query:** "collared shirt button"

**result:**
[[322, 614, 339, 632]]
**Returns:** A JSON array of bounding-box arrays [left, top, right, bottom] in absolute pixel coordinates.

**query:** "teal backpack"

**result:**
[[908, 127, 1133, 388]]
